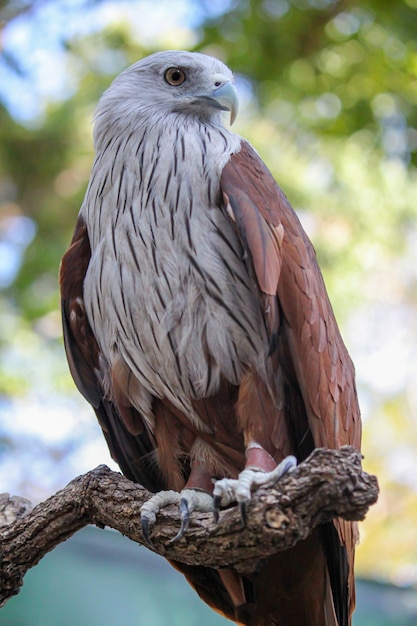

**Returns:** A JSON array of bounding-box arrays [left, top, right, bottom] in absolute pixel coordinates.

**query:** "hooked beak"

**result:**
[[198, 80, 239, 125]]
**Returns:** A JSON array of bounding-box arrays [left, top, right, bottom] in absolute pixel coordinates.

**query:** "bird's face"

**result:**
[[97, 51, 239, 128]]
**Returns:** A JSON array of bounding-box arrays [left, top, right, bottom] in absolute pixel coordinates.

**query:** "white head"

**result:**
[[94, 51, 239, 140]]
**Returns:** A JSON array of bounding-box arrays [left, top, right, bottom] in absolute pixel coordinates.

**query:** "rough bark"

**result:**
[[0, 446, 378, 605]]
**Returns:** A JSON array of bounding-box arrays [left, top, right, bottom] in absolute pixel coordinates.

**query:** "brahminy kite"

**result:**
[[60, 51, 361, 626]]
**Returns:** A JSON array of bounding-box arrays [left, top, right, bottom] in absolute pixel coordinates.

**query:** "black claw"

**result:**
[[273, 458, 297, 486], [239, 501, 247, 528], [213, 495, 222, 523], [141, 515, 155, 549], [170, 497, 190, 543]]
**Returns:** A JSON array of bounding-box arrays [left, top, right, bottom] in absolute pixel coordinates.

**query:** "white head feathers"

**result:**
[[94, 51, 238, 146]]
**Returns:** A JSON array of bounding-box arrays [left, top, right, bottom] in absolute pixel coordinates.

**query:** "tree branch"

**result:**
[[0, 446, 378, 605]]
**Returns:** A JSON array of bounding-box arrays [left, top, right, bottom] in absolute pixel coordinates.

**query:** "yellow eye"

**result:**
[[164, 67, 186, 86]]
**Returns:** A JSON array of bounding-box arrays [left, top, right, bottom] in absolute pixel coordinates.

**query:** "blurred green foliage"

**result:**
[[0, 0, 417, 588]]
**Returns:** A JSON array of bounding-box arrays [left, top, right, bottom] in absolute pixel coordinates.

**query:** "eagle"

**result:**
[[60, 50, 361, 626]]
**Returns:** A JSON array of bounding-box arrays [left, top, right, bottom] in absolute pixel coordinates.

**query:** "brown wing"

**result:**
[[221, 140, 361, 452], [59, 216, 163, 492], [221, 140, 361, 625]]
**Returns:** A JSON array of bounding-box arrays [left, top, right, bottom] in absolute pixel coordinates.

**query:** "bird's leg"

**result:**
[[140, 460, 213, 548], [213, 442, 297, 524], [170, 460, 213, 542]]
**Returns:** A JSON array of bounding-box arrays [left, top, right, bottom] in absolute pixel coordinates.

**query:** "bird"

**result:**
[[60, 50, 361, 626]]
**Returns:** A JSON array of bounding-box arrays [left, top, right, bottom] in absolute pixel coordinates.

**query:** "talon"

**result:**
[[141, 515, 155, 549], [179, 497, 190, 533], [239, 501, 247, 528], [265, 455, 297, 487], [140, 488, 213, 545], [213, 495, 222, 523], [170, 497, 190, 543], [281, 455, 297, 477], [140, 489, 181, 549]]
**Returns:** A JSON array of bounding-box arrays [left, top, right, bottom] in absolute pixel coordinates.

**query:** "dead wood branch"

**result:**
[[0, 446, 378, 605]]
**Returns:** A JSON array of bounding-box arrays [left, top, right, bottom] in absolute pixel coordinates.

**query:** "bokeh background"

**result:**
[[1, 0, 417, 623]]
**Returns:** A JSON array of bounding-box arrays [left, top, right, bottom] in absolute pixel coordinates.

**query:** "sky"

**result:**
[[0, 0, 207, 122]]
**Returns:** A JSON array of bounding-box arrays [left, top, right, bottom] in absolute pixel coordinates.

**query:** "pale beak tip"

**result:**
[[230, 105, 238, 126], [210, 81, 239, 126]]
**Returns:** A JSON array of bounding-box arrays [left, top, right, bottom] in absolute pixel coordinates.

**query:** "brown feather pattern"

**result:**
[[221, 140, 361, 624], [60, 52, 361, 626]]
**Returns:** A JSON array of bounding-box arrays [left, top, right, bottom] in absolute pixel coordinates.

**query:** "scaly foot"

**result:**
[[140, 488, 213, 547], [212, 455, 297, 525]]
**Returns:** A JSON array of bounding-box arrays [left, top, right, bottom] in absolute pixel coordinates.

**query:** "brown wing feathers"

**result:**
[[221, 148, 284, 345], [221, 141, 361, 452], [60, 217, 101, 408], [221, 140, 361, 626]]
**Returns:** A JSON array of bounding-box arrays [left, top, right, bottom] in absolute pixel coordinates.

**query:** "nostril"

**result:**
[[214, 81, 222, 88]]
